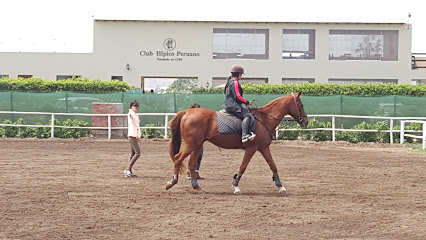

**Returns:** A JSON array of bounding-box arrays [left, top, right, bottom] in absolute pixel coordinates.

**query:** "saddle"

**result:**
[[216, 110, 257, 135]]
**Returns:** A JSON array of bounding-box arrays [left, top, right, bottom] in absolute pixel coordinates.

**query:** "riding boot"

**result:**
[[241, 117, 250, 142]]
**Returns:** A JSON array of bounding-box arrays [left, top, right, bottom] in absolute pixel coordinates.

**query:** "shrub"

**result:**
[[2, 119, 17, 137], [60, 119, 91, 139], [34, 123, 51, 138], [0, 77, 131, 93], [306, 119, 333, 141], [141, 124, 163, 139], [193, 82, 426, 96], [374, 121, 390, 143], [277, 124, 300, 140]]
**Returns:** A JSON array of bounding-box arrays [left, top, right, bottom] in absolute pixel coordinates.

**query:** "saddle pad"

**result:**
[[216, 111, 257, 135]]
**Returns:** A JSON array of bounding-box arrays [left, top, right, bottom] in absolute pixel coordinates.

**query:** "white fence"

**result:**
[[1, 111, 426, 146], [400, 120, 426, 149], [0, 111, 176, 140]]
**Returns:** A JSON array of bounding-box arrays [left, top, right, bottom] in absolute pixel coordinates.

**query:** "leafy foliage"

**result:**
[[0, 77, 131, 93], [141, 124, 163, 139], [194, 83, 426, 96], [0, 118, 91, 138], [167, 79, 198, 93], [275, 120, 424, 144]]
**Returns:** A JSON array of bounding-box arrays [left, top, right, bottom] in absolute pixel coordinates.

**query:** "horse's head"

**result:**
[[289, 91, 308, 127]]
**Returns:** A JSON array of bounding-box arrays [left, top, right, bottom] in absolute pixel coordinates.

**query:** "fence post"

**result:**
[[108, 115, 111, 140], [390, 119, 394, 144], [275, 127, 279, 140], [400, 121, 405, 144], [50, 114, 55, 138], [164, 114, 169, 139], [332, 116, 336, 141], [423, 122, 426, 150]]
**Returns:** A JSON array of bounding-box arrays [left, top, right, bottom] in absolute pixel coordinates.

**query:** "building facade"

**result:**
[[1, 19, 426, 88]]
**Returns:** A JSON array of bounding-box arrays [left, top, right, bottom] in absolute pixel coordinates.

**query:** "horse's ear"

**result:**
[[297, 91, 302, 98]]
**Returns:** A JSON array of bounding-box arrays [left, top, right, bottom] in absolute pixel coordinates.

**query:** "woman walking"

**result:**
[[124, 100, 141, 177]]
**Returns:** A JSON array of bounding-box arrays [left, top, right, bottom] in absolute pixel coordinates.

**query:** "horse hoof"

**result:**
[[279, 186, 287, 193], [233, 186, 242, 195], [166, 181, 175, 190], [195, 186, 204, 192]]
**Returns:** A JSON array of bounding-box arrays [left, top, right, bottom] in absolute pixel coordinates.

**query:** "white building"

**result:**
[[1, 19, 426, 88]]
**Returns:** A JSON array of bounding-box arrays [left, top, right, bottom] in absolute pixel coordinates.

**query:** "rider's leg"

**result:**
[[241, 117, 251, 142]]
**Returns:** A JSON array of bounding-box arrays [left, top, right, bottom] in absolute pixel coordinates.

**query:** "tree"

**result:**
[[356, 35, 383, 58], [167, 78, 198, 93]]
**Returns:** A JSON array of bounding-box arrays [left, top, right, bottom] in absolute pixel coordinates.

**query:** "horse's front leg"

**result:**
[[232, 147, 257, 195], [259, 146, 287, 193]]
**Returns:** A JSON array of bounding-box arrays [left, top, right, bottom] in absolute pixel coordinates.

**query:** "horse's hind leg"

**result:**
[[166, 144, 194, 190], [259, 146, 286, 193], [188, 147, 202, 191]]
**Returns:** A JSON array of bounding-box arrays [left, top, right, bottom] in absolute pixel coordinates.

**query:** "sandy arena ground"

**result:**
[[0, 138, 425, 240]]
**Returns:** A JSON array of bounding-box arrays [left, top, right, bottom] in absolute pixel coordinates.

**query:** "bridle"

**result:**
[[290, 93, 307, 126], [250, 93, 307, 138]]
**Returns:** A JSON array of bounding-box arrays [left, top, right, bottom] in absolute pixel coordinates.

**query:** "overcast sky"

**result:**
[[1, 0, 425, 53]]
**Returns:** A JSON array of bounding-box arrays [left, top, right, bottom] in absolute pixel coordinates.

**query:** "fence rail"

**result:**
[[1, 111, 426, 144], [400, 120, 426, 149]]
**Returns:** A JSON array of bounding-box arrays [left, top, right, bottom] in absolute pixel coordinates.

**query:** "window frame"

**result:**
[[213, 28, 269, 60], [282, 29, 316, 60]]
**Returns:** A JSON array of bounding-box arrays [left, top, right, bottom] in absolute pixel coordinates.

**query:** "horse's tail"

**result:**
[[168, 110, 187, 175]]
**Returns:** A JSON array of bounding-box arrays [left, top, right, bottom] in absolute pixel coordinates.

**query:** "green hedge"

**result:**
[[0, 77, 131, 93], [194, 83, 426, 96], [0, 118, 91, 138]]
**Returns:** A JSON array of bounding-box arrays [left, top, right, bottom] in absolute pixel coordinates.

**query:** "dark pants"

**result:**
[[128, 137, 141, 170], [228, 107, 252, 120], [227, 108, 254, 136]]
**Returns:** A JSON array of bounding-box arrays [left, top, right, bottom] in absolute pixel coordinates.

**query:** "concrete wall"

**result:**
[[1, 20, 425, 86]]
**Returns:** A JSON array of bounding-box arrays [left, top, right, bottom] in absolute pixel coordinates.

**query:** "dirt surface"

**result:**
[[0, 138, 425, 240]]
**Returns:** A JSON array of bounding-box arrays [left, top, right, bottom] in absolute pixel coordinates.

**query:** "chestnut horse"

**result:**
[[166, 92, 308, 194]]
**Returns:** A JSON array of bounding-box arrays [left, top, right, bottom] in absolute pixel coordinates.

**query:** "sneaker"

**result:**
[[242, 134, 250, 143], [248, 132, 256, 141], [124, 170, 137, 177], [185, 170, 191, 180]]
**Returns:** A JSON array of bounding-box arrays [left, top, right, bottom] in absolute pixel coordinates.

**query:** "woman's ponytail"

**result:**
[[224, 76, 232, 94]]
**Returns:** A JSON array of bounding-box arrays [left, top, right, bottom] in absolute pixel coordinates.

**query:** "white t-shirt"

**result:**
[[127, 109, 141, 138]]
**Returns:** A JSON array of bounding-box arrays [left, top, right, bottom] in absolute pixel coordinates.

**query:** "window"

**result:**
[[56, 75, 81, 80], [329, 30, 398, 61], [213, 28, 269, 59], [283, 29, 315, 59], [411, 79, 426, 85], [111, 76, 123, 81], [0, 75, 9, 79], [212, 77, 268, 87], [18, 75, 33, 78], [329, 78, 398, 84], [282, 78, 315, 84]]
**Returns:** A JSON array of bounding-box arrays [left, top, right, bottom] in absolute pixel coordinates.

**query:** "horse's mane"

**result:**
[[249, 95, 289, 116]]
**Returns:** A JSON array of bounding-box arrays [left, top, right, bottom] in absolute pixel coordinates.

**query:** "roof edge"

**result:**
[[93, 19, 406, 25]]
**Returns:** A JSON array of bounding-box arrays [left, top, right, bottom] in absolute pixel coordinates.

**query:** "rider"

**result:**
[[223, 64, 256, 143]]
